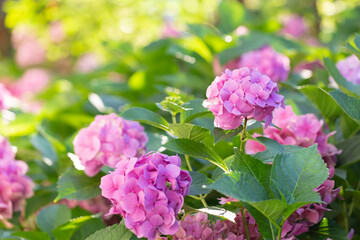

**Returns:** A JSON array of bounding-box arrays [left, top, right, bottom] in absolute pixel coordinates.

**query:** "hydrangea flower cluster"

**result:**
[[238, 46, 290, 83], [173, 209, 261, 240], [245, 105, 340, 167], [12, 28, 46, 68], [280, 15, 308, 38], [100, 152, 191, 240], [332, 55, 360, 85], [245, 105, 341, 239], [73, 113, 148, 177], [0, 136, 34, 219], [204, 67, 284, 130]]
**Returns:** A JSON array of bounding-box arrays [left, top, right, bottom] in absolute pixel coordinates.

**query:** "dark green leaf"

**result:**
[[189, 171, 213, 195], [170, 123, 210, 141], [122, 107, 170, 131], [31, 133, 58, 167], [329, 90, 360, 124], [271, 145, 329, 219], [55, 168, 102, 201], [213, 126, 243, 144], [298, 218, 349, 240], [336, 135, 360, 166], [36, 205, 71, 236], [180, 99, 210, 123], [26, 187, 57, 217], [255, 137, 285, 155], [299, 86, 342, 121]]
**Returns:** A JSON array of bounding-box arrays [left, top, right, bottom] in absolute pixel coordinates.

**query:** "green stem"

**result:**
[[240, 117, 248, 152], [241, 207, 251, 240], [348, 179, 360, 217], [171, 113, 177, 123], [278, 224, 284, 240], [185, 155, 208, 208]]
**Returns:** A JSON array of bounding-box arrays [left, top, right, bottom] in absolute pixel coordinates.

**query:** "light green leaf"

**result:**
[[164, 138, 228, 171], [170, 123, 210, 141], [11, 231, 51, 240], [52, 215, 97, 240], [122, 107, 170, 131], [85, 220, 133, 240], [218, 0, 245, 33], [55, 168, 102, 201]]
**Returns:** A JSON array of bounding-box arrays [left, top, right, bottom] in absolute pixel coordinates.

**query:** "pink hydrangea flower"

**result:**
[[100, 152, 191, 240], [0, 83, 14, 110], [75, 53, 100, 74], [204, 67, 284, 130], [161, 23, 181, 38], [73, 113, 148, 177], [0, 136, 34, 219], [332, 55, 360, 85], [9, 68, 50, 99], [12, 28, 46, 68], [238, 46, 290, 83], [280, 15, 308, 38], [49, 21, 65, 43], [174, 209, 261, 240]]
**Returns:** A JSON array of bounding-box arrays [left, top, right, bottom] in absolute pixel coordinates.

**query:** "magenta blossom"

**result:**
[[280, 15, 308, 38], [73, 113, 148, 177], [0, 136, 34, 219], [204, 67, 284, 130], [238, 46, 290, 83], [100, 152, 191, 240]]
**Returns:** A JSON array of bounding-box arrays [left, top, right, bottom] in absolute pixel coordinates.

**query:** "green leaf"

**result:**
[[71, 218, 105, 240], [210, 145, 329, 238], [55, 168, 102, 201], [299, 86, 342, 121], [336, 135, 360, 166], [170, 123, 210, 141], [30, 133, 58, 167], [180, 99, 210, 123], [85, 220, 133, 240], [11, 232, 51, 240], [218, 0, 245, 33], [213, 126, 243, 144], [26, 187, 57, 217], [255, 137, 285, 156], [270, 145, 329, 219], [324, 57, 360, 97], [164, 138, 228, 171], [52, 215, 97, 240], [36, 205, 71, 236], [189, 171, 213, 195], [0, 113, 37, 137], [298, 218, 349, 240], [254, 145, 303, 164], [122, 107, 170, 131], [329, 90, 360, 124]]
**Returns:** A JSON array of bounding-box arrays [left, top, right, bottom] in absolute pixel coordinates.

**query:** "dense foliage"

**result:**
[[0, 0, 360, 239]]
